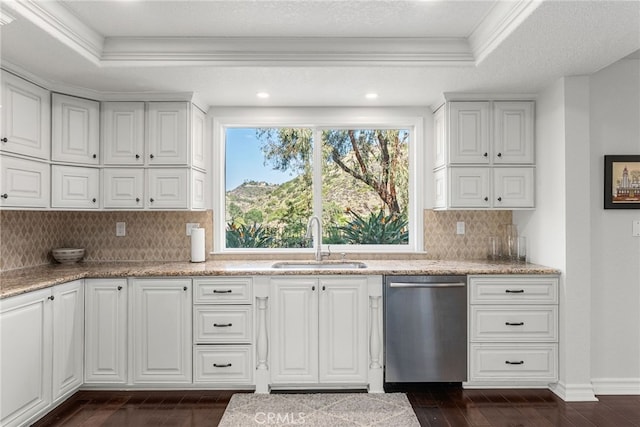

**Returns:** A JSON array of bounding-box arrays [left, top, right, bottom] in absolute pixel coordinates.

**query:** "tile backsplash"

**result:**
[[0, 210, 213, 271], [0, 209, 510, 271]]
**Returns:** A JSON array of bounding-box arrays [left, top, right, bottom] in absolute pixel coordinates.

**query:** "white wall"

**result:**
[[515, 56, 640, 398], [589, 58, 640, 394]]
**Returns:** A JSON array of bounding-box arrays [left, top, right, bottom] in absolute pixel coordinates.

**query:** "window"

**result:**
[[213, 109, 424, 254]]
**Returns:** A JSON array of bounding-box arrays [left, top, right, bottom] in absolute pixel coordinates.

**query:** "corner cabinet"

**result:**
[[131, 278, 192, 384], [268, 276, 378, 389], [433, 99, 535, 210], [1, 280, 84, 427], [465, 275, 559, 388]]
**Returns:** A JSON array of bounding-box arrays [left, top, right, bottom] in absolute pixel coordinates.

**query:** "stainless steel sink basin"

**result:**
[[271, 261, 367, 269]]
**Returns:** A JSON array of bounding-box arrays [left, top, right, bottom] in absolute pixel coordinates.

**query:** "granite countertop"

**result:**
[[0, 259, 560, 299]]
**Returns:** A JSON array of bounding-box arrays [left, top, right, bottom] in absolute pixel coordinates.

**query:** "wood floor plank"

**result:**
[[32, 388, 640, 427]]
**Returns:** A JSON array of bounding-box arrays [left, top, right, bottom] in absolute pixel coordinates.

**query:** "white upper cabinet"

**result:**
[[0, 155, 50, 208], [102, 102, 145, 165], [147, 168, 189, 209], [191, 106, 206, 170], [51, 165, 100, 209], [493, 101, 534, 164], [1, 71, 50, 160], [147, 102, 188, 165], [103, 168, 144, 209], [52, 93, 100, 165], [449, 102, 491, 164], [433, 98, 535, 210]]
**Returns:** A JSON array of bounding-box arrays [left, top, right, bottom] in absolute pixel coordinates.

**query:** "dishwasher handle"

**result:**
[[388, 282, 465, 288]]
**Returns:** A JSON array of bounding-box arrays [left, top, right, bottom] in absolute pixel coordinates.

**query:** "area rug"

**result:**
[[218, 393, 420, 426]]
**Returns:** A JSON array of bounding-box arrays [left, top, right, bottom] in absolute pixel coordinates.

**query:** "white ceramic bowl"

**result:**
[[51, 248, 85, 264]]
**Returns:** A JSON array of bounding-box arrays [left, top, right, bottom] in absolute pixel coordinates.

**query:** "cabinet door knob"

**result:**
[[48, 295, 55, 301], [150, 198, 154, 203], [135, 154, 140, 159], [150, 154, 154, 159], [117, 286, 123, 291], [1, 194, 7, 199], [322, 285, 326, 291], [92, 154, 97, 159], [497, 152, 502, 158], [484, 197, 488, 202], [1, 137, 7, 143], [312, 286, 315, 291], [497, 197, 502, 202], [483, 152, 488, 157], [183, 286, 188, 291], [92, 198, 97, 203], [136, 197, 140, 203]]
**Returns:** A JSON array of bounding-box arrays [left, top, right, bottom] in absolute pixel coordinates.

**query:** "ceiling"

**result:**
[[1, 0, 639, 109]]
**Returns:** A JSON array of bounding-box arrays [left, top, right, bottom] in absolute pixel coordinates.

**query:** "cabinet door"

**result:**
[[147, 168, 188, 209], [493, 167, 534, 208], [52, 93, 100, 164], [270, 278, 318, 384], [132, 279, 192, 383], [84, 279, 127, 384], [433, 168, 447, 209], [52, 165, 100, 209], [493, 101, 534, 164], [102, 102, 145, 165], [449, 167, 491, 208], [0, 155, 50, 208], [192, 169, 206, 210], [0, 288, 52, 427], [1, 71, 51, 160], [433, 105, 446, 168], [103, 168, 144, 209], [318, 277, 368, 384], [191, 105, 206, 170], [147, 102, 188, 165], [449, 102, 490, 164], [52, 280, 84, 402]]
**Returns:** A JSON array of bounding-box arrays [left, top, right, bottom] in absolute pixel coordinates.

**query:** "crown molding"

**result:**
[[100, 36, 475, 66], [469, 0, 543, 65], [0, 8, 16, 26], [4, 0, 104, 64]]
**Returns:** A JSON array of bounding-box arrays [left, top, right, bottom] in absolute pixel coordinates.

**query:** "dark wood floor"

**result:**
[[32, 387, 640, 427]]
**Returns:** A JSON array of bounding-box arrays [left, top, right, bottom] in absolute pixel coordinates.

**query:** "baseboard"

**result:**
[[549, 381, 598, 401], [591, 378, 640, 395]]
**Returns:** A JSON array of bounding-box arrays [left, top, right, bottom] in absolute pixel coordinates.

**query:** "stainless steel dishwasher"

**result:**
[[384, 275, 467, 383]]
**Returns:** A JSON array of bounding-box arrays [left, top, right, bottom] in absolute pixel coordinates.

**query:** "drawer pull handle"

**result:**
[[213, 363, 232, 368], [214, 323, 232, 327], [505, 289, 524, 293], [213, 289, 232, 293], [505, 360, 524, 365], [505, 322, 524, 326]]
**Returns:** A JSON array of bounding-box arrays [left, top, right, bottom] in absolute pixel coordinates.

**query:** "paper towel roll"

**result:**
[[190, 228, 205, 263]]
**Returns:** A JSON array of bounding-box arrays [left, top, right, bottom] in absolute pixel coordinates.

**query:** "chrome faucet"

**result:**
[[305, 216, 329, 261]]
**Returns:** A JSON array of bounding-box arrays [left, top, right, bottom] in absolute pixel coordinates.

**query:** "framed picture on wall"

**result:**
[[604, 155, 640, 209]]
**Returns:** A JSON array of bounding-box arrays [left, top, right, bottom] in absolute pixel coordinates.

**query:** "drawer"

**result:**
[[469, 276, 558, 304], [194, 306, 252, 343], [469, 344, 557, 382], [470, 306, 557, 342], [193, 277, 252, 304], [193, 345, 252, 384]]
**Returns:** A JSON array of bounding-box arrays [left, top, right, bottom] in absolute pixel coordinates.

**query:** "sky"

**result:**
[[225, 128, 299, 191]]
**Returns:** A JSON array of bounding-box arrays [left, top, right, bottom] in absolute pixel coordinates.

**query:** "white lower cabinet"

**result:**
[[1, 280, 83, 427], [132, 278, 192, 383], [270, 276, 369, 386], [466, 275, 559, 388], [84, 279, 128, 384], [193, 277, 253, 386]]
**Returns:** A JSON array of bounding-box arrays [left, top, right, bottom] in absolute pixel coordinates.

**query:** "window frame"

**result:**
[[211, 107, 425, 254]]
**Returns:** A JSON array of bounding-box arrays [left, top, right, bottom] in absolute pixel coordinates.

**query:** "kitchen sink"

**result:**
[[271, 261, 367, 269]]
